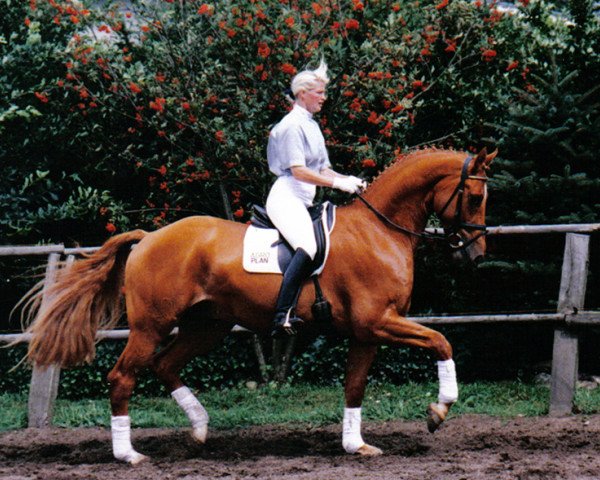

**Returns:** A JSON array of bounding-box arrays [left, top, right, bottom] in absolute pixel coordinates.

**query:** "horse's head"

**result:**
[[434, 148, 496, 263]]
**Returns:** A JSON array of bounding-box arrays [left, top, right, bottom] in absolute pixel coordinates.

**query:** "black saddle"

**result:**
[[250, 202, 336, 273]]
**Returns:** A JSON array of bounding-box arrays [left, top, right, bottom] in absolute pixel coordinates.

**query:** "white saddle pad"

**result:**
[[242, 226, 283, 274]]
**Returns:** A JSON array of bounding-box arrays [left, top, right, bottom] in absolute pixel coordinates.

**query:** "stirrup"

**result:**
[[271, 310, 304, 337]]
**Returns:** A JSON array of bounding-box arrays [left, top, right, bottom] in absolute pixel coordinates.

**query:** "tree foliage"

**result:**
[[1, 0, 599, 386], [3, 0, 597, 244]]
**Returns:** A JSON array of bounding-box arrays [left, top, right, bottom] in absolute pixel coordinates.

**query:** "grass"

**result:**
[[2, 381, 600, 431]]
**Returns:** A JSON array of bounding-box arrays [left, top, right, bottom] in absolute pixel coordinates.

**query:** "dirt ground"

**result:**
[[1, 414, 600, 479]]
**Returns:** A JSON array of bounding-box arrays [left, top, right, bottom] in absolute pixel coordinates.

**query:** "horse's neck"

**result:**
[[356, 154, 453, 233]]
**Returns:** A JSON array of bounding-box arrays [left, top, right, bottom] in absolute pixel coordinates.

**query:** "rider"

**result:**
[[266, 59, 365, 337]]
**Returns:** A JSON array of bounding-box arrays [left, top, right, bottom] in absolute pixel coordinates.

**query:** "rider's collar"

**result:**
[[292, 103, 313, 119]]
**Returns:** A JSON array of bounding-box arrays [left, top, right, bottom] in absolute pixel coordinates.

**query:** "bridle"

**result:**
[[356, 156, 489, 251]]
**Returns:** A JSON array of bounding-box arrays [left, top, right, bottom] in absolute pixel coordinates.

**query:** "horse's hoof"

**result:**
[[128, 452, 149, 466], [426, 402, 448, 433], [191, 424, 208, 444], [356, 444, 383, 456]]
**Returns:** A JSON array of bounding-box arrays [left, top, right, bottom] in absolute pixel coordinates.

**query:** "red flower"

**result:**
[[181, 101, 190, 110], [150, 97, 166, 113], [367, 111, 381, 124], [482, 49, 497, 62], [368, 71, 384, 80], [412, 80, 424, 89], [158, 165, 167, 176], [257, 41, 271, 58], [311, 2, 323, 15], [105, 222, 117, 233], [284, 16, 295, 27], [436, 0, 449, 9], [506, 60, 519, 71], [281, 63, 297, 75], [345, 19, 360, 30], [352, 0, 364, 11], [445, 39, 457, 52], [215, 130, 225, 143], [197, 4, 211, 15], [362, 159, 376, 168], [34, 92, 49, 103], [24, 17, 31, 27], [233, 207, 244, 219]]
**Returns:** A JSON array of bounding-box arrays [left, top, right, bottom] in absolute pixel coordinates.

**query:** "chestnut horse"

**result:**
[[22, 147, 495, 464]]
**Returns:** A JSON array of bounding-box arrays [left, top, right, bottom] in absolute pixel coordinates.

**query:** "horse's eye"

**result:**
[[469, 195, 483, 208]]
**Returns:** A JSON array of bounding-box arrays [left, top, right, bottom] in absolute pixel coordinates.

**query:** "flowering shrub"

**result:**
[[1, 0, 599, 384], [0, 0, 129, 242], [1, 0, 598, 240]]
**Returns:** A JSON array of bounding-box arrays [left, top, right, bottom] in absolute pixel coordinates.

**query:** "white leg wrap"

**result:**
[[342, 407, 365, 454], [171, 386, 209, 443], [437, 359, 459, 404], [111, 415, 146, 464]]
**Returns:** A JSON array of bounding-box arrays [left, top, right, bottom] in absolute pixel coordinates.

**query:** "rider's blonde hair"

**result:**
[[290, 59, 329, 97]]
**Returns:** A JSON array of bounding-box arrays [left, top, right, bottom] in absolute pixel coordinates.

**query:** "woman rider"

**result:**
[[266, 60, 365, 337]]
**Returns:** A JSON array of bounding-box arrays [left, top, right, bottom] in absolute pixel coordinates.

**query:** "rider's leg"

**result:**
[[271, 248, 314, 335], [266, 179, 317, 336]]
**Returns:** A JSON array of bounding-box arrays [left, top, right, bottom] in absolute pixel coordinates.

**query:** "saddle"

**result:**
[[243, 201, 336, 275], [242, 202, 336, 326]]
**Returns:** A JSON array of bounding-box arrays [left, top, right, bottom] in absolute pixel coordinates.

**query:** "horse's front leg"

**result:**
[[369, 308, 458, 433], [343, 339, 383, 456]]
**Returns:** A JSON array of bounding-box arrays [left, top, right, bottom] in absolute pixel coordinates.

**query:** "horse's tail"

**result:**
[[21, 230, 148, 368]]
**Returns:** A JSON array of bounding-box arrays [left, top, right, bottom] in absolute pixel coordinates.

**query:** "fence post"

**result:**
[[549, 233, 590, 416], [27, 253, 72, 428]]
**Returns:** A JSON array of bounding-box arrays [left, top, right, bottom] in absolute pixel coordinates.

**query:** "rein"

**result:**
[[356, 156, 489, 250], [356, 193, 445, 241]]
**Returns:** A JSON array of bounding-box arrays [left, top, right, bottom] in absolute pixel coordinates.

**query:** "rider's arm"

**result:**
[[290, 166, 335, 187]]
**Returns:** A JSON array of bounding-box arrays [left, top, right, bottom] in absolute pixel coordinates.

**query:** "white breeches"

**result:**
[[266, 176, 317, 260]]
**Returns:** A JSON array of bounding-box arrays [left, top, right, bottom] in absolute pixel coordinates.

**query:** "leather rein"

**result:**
[[356, 156, 489, 251]]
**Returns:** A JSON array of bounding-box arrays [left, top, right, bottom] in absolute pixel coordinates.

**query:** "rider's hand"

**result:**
[[333, 176, 366, 194]]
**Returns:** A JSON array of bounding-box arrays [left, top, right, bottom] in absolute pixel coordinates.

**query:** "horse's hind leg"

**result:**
[[152, 315, 231, 444], [108, 327, 162, 465]]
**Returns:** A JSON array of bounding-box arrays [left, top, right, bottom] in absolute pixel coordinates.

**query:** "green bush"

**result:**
[[0, 0, 129, 243], [1, 0, 599, 394], [6, 0, 598, 241]]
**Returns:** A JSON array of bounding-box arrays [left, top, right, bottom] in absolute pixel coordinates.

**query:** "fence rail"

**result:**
[[1, 223, 599, 427]]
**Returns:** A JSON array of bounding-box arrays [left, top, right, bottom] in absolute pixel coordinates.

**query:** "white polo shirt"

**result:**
[[267, 104, 331, 205]]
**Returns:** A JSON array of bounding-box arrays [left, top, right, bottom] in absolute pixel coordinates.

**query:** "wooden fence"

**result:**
[[1, 223, 599, 427]]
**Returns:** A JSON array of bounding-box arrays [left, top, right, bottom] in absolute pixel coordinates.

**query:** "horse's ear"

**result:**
[[470, 147, 496, 173], [485, 148, 498, 166]]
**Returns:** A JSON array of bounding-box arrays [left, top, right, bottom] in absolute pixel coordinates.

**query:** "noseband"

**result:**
[[357, 156, 489, 251], [437, 156, 488, 250]]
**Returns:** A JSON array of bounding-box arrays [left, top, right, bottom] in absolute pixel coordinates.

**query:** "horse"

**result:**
[[21, 147, 495, 464]]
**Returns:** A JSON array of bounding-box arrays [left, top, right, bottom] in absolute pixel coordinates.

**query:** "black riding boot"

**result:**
[[271, 248, 314, 337]]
